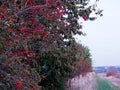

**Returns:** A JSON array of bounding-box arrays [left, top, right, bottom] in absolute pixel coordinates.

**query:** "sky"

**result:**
[[75, 0, 120, 66]]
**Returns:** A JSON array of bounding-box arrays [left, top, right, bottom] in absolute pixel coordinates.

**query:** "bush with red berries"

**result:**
[[0, 0, 101, 90]]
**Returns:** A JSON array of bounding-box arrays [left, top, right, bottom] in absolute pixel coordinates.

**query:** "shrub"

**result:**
[[70, 44, 92, 78], [106, 67, 118, 77], [0, 0, 101, 89], [96, 75, 120, 90]]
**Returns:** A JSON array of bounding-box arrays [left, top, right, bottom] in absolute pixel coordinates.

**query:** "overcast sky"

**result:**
[[75, 0, 120, 66]]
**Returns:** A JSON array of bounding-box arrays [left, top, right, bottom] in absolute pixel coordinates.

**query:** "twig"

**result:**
[[2, 4, 47, 23]]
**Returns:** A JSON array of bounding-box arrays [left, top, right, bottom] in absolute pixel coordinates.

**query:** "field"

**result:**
[[96, 75, 120, 90], [67, 72, 120, 90]]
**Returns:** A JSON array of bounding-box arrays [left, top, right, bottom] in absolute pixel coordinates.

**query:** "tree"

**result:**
[[0, 0, 101, 89]]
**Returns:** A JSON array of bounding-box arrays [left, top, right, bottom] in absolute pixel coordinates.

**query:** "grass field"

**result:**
[[95, 75, 120, 90], [67, 73, 120, 90]]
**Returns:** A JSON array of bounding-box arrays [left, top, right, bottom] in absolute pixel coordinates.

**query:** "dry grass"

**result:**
[[66, 72, 120, 90], [66, 72, 96, 90]]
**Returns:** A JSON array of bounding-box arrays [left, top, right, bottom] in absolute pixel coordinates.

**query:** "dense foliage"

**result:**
[[0, 0, 102, 90]]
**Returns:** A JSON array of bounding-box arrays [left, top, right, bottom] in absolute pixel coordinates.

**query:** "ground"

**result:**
[[98, 73, 120, 88], [67, 72, 120, 90]]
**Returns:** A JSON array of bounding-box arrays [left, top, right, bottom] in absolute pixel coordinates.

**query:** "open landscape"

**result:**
[[67, 66, 120, 90], [96, 66, 120, 89], [0, 0, 120, 90]]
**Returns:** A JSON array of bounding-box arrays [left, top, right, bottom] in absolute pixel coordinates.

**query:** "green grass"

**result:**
[[95, 76, 120, 90]]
